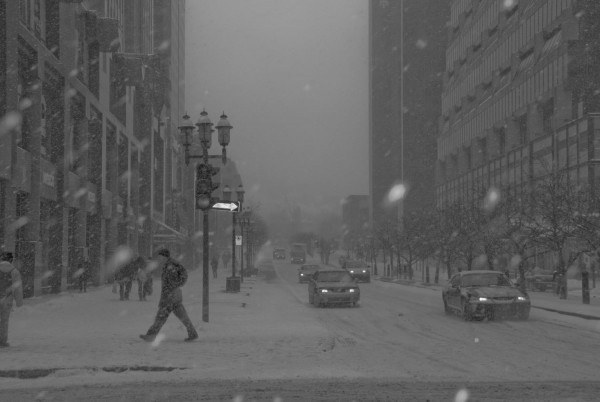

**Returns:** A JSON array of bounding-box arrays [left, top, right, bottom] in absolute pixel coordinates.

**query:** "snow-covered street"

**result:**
[[1, 256, 600, 399]]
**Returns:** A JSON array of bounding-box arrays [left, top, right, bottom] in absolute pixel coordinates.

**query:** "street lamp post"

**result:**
[[178, 110, 232, 323]]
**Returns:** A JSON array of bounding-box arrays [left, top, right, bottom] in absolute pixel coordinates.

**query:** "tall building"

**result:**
[[0, 0, 191, 297], [437, 0, 600, 207], [342, 195, 369, 252], [368, 0, 449, 229]]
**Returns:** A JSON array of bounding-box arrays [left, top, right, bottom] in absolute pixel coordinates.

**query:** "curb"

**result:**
[[531, 306, 600, 320]]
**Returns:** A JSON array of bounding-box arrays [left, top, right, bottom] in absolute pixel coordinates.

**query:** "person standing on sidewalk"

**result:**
[[211, 254, 219, 278], [78, 255, 91, 293], [135, 256, 147, 301], [140, 248, 198, 342], [0, 252, 24, 348]]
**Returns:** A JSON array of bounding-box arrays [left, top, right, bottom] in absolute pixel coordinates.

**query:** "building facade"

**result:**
[[437, 0, 600, 207], [0, 0, 192, 297], [368, 0, 449, 229], [341, 195, 369, 253]]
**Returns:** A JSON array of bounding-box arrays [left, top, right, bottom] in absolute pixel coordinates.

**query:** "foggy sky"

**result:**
[[185, 0, 369, 215]]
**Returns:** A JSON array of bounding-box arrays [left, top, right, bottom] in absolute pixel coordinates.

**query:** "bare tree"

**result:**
[[528, 169, 591, 298]]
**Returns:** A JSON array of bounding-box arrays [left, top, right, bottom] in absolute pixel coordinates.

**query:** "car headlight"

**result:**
[[517, 296, 527, 301], [300, 273, 304, 276], [349, 288, 356, 293], [362, 270, 367, 273], [349, 270, 354, 273], [320, 289, 328, 293], [478, 297, 488, 301]]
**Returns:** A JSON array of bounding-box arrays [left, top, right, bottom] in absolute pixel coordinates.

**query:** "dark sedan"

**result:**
[[273, 248, 286, 260], [298, 264, 321, 283], [343, 260, 371, 283], [308, 269, 359, 307], [442, 270, 531, 321]]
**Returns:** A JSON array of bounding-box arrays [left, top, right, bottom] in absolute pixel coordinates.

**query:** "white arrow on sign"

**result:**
[[211, 201, 241, 212]]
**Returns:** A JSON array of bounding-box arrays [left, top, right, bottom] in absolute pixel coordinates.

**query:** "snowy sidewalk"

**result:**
[[0, 264, 334, 384]]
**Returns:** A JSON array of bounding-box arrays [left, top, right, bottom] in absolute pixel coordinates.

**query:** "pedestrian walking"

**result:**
[[0, 251, 24, 348], [78, 256, 91, 293], [211, 255, 219, 278], [221, 252, 230, 270], [136, 256, 149, 301], [115, 256, 137, 301], [140, 248, 198, 342], [143, 256, 154, 298]]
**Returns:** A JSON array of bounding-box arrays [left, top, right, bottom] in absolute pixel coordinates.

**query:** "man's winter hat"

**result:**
[[156, 248, 170, 258]]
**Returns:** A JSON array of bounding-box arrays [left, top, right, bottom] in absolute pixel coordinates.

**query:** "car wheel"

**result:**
[[352, 301, 358, 307], [461, 298, 472, 321], [517, 307, 530, 320], [308, 291, 314, 305], [443, 297, 452, 315]]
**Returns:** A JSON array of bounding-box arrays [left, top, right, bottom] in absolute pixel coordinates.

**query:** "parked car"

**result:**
[[342, 260, 371, 283], [273, 248, 286, 260], [308, 269, 360, 307], [442, 270, 531, 321], [298, 264, 321, 283]]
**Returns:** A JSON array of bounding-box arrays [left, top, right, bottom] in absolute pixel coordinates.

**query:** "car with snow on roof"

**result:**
[[442, 270, 530, 321], [308, 269, 360, 307]]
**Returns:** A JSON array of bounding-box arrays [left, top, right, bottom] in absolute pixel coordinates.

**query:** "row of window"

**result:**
[[444, 0, 571, 115], [438, 117, 597, 204], [447, 0, 572, 71], [439, 53, 569, 159]]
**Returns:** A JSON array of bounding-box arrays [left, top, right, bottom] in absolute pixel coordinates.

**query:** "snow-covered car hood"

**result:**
[[468, 286, 525, 298]]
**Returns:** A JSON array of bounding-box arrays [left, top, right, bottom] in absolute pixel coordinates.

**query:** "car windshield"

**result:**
[[301, 265, 320, 271], [317, 272, 354, 283], [345, 261, 364, 268], [461, 274, 512, 287]]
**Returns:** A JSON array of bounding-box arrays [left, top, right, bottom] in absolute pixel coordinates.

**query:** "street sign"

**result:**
[[211, 201, 240, 212], [236, 235, 242, 246]]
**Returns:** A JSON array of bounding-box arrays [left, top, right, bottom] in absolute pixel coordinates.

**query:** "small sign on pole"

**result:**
[[235, 235, 242, 246]]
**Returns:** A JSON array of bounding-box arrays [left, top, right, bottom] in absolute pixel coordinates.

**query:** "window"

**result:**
[[518, 114, 528, 145], [495, 126, 506, 156], [542, 98, 554, 134]]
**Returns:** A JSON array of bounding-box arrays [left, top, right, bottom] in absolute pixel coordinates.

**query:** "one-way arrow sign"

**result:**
[[211, 201, 241, 212]]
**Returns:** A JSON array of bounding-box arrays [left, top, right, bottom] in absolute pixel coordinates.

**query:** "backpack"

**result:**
[[168, 260, 188, 288]]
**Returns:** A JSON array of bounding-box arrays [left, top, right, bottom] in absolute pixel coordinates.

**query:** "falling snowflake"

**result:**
[[455, 388, 470, 402], [387, 183, 407, 203]]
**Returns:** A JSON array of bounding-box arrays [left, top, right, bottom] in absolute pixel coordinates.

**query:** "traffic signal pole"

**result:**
[[202, 209, 210, 322]]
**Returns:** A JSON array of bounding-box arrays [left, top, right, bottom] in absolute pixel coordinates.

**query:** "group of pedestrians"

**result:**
[[210, 251, 230, 278], [0, 246, 199, 348], [114, 256, 153, 301]]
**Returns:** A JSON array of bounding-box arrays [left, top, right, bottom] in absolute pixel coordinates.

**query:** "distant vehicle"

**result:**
[[342, 260, 371, 283], [290, 243, 306, 264], [308, 269, 360, 307], [298, 264, 321, 283], [442, 270, 531, 321], [525, 272, 554, 292], [273, 248, 286, 260]]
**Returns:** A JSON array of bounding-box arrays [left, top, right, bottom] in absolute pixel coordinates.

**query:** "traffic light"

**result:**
[[195, 163, 220, 210]]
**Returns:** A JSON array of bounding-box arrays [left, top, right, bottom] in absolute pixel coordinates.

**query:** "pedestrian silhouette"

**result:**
[[140, 248, 198, 342]]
